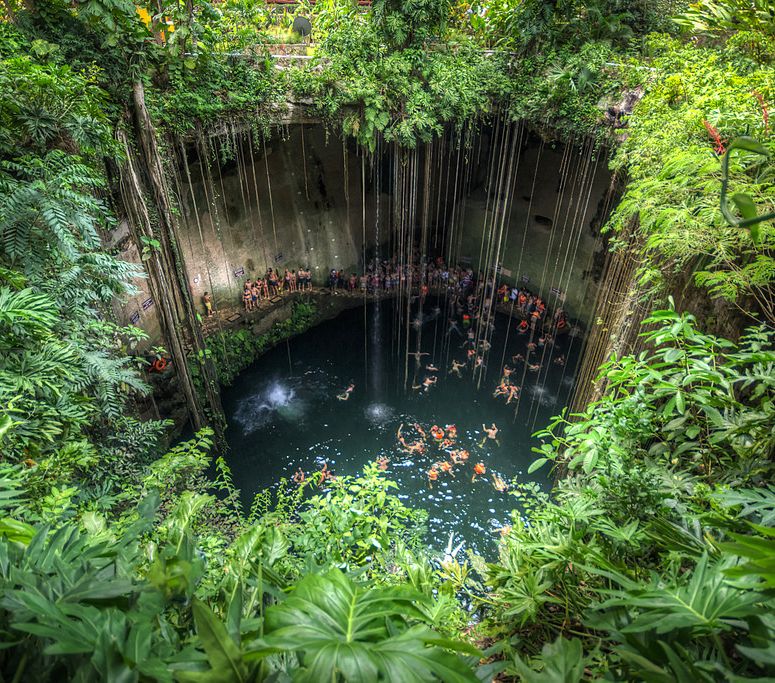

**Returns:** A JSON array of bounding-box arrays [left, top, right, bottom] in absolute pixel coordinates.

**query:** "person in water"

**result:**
[[493, 380, 509, 399], [292, 467, 305, 484], [397, 423, 426, 454], [337, 382, 355, 401], [506, 383, 520, 404], [480, 423, 500, 447], [492, 473, 508, 492], [427, 465, 439, 488], [426, 363, 439, 372], [439, 461, 455, 477], [472, 462, 486, 482], [376, 456, 389, 471], [528, 362, 541, 373], [445, 424, 457, 440], [449, 359, 465, 377], [412, 375, 437, 392]]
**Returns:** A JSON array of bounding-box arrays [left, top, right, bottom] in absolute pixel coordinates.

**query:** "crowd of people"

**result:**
[[241, 267, 314, 311]]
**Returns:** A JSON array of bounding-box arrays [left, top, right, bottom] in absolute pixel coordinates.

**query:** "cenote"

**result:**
[[223, 296, 583, 557]]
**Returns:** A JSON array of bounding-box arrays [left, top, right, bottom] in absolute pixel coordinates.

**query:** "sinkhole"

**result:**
[[175, 121, 617, 557]]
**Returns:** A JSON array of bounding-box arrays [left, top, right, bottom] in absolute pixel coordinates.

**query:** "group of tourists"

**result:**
[[393, 421, 506, 490], [242, 267, 313, 310]]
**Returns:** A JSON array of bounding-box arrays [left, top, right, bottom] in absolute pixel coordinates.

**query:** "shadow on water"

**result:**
[[222, 298, 582, 558]]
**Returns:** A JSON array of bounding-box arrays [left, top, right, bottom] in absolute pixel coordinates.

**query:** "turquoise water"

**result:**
[[222, 297, 581, 558]]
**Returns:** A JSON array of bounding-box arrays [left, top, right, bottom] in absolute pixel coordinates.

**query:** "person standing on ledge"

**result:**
[[203, 292, 213, 317]]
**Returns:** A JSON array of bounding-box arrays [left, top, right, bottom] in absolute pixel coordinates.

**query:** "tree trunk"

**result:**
[[128, 80, 226, 444]]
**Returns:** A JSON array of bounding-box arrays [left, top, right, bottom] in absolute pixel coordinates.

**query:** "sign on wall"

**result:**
[[130, 311, 141, 325], [521, 275, 531, 283], [233, 266, 245, 278], [141, 297, 154, 311], [274, 252, 284, 263]]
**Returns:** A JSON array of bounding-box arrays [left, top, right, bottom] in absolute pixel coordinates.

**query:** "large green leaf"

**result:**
[[250, 569, 480, 681]]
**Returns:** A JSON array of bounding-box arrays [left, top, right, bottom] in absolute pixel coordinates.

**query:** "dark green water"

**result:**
[[223, 298, 582, 558]]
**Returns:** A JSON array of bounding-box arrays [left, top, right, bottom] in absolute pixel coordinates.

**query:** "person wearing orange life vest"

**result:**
[[517, 319, 529, 334]]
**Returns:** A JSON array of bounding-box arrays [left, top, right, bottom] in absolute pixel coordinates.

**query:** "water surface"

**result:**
[[223, 298, 582, 557]]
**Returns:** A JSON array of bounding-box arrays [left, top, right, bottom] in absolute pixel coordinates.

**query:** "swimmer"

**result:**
[[292, 467, 306, 484], [427, 465, 439, 488], [472, 462, 486, 482], [474, 356, 485, 370], [445, 424, 457, 439], [493, 381, 508, 399], [439, 461, 455, 477], [337, 382, 355, 401], [413, 422, 427, 439], [412, 376, 438, 392], [492, 473, 508, 492], [502, 366, 514, 379], [480, 423, 500, 447], [430, 425, 445, 441], [376, 456, 389, 471], [457, 449, 470, 463], [440, 438, 454, 450], [553, 355, 566, 366], [527, 342, 537, 352], [425, 363, 439, 372], [319, 462, 335, 483], [480, 339, 492, 352], [506, 384, 520, 404], [449, 359, 465, 377], [528, 363, 541, 373]]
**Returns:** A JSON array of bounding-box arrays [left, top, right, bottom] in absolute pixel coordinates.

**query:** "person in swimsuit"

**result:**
[[412, 376, 437, 393], [506, 384, 520, 404], [243, 285, 252, 311], [449, 359, 465, 377], [472, 462, 486, 482], [203, 292, 213, 317], [480, 423, 500, 447], [337, 382, 355, 401], [493, 380, 509, 399], [292, 467, 305, 484], [528, 362, 541, 373]]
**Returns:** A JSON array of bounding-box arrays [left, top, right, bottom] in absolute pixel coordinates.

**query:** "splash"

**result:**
[[234, 380, 304, 433], [527, 384, 557, 407]]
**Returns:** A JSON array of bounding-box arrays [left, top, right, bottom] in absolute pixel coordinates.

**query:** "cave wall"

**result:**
[[455, 133, 613, 322], [170, 125, 613, 325], [175, 126, 382, 312]]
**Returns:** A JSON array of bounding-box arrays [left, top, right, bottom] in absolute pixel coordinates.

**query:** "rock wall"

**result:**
[[172, 125, 614, 326]]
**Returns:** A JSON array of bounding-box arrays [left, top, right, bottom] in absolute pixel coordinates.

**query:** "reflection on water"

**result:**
[[223, 299, 583, 558]]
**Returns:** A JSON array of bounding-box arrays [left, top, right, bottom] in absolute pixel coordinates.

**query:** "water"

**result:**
[[223, 298, 582, 558]]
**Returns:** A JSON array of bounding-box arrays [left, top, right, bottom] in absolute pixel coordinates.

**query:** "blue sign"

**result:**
[[130, 311, 140, 325], [234, 266, 245, 278]]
